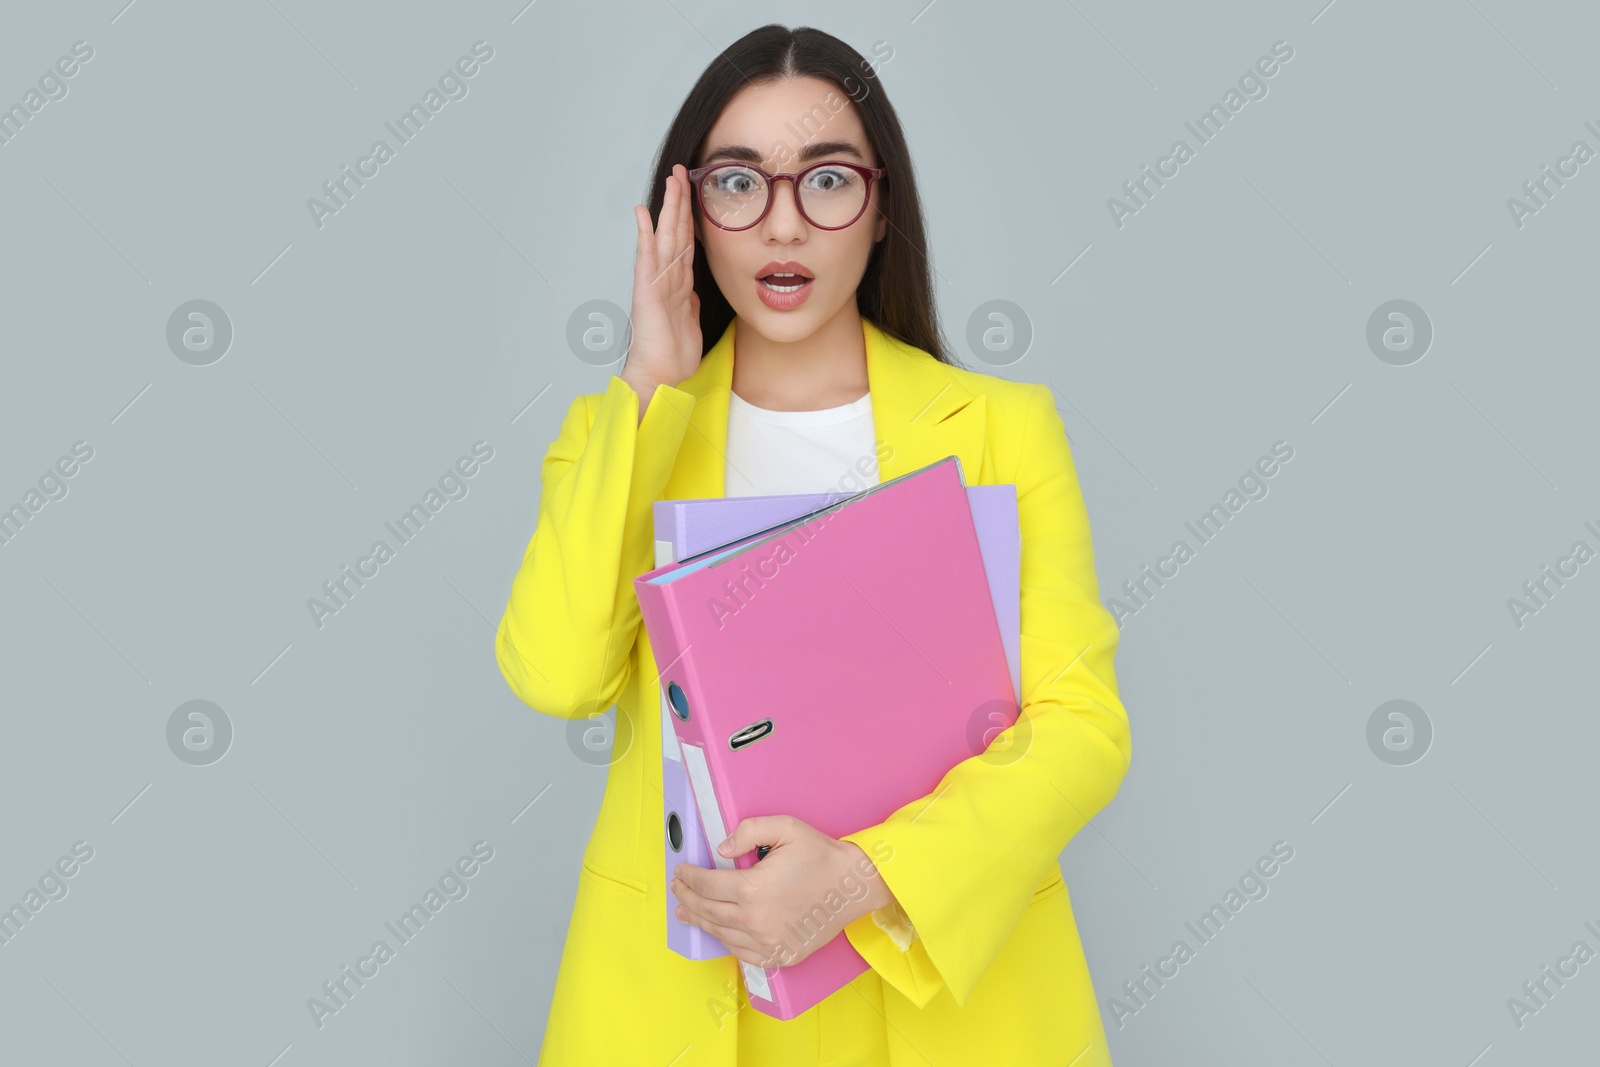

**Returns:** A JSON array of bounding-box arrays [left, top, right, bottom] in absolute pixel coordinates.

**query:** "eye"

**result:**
[[803, 167, 856, 192], [709, 167, 761, 194]]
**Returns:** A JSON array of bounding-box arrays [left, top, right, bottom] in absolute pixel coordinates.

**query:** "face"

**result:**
[[692, 76, 889, 344]]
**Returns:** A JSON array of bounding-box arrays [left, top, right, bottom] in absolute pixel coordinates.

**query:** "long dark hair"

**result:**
[[644, 24, 956, 366]]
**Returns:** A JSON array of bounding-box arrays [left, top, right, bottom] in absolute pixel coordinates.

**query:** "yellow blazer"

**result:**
[[495, 316, 1132, 1066]]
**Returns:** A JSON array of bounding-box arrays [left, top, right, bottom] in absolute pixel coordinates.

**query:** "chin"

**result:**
[[745, 315, 819, 343], [735, 305, 826, 343]]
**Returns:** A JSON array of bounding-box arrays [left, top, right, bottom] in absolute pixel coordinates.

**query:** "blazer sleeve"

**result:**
[[839, 382, 1132, 1008], [494, 375, 696, 719]]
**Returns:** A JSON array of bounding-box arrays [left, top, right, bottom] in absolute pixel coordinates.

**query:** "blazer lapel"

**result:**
[[660, 317, 989, 502]]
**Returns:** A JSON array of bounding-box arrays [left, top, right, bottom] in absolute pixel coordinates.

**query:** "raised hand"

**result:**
[[623, 163, 703, 413]]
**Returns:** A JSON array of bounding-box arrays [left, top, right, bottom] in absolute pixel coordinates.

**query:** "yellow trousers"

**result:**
[[736, 968, 890, 1066]]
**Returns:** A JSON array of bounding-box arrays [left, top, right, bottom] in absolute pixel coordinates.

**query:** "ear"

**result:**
[[875, 214, 888, 243]]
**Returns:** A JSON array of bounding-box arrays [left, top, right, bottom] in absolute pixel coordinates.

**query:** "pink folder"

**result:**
[[634, 456, 1019, 1020], [653, 485, 1021, 961]]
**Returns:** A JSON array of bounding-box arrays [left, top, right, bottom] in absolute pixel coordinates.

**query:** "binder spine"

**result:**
[[637, 580, 736, 856], [638, 582, 707, 755], [637, 576, 743, 875]]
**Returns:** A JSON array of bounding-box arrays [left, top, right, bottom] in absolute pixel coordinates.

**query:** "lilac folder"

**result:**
[[651, 481, 1020, 963]]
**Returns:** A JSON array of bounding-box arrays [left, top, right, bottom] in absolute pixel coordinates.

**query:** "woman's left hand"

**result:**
[[672, 814, 893, 969]]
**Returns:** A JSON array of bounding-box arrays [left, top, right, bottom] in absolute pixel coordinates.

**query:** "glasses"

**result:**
[[686, 159, 888, 231]]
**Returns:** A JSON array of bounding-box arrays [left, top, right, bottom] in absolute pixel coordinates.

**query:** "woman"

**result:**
[[494, 24, 1132, 1066]]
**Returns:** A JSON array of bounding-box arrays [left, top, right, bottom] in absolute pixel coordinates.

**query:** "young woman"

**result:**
[[494, 24, 1132, 1067]]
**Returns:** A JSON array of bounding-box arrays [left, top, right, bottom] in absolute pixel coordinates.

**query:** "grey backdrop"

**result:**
[[2, 1, 1595, 1064]]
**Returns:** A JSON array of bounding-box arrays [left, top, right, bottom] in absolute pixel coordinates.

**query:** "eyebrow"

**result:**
[[698, 140, 866, 167]]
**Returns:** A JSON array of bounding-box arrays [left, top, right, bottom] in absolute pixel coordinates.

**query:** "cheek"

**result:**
[[831, 234, 878, 284], [697, 233, 736, 284]]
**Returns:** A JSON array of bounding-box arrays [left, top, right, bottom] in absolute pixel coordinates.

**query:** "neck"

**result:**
[[729, 307, 870, 411]]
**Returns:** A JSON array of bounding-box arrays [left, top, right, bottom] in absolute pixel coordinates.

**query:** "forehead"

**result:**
[[700, 76, 873, 168]]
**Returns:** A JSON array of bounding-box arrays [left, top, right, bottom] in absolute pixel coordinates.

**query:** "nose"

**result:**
[[759, 175, 809, 241]]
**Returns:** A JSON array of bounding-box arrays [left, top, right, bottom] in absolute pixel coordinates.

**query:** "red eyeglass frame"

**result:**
[[685, 159, 889, 231]]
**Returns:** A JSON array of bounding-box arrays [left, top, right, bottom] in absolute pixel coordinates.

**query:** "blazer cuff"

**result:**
[[843, 907, 946, 1008], [870, 899, 919, 951]]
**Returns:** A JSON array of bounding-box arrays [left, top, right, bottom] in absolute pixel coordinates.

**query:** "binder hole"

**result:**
[[666, 811, 683, 852], [667, 682, 689, 721]]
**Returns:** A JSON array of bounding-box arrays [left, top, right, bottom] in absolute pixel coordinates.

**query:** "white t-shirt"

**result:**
[[724, 389, 881, 497]]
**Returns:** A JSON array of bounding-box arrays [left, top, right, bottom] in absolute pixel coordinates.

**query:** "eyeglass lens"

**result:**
[[698, 164, 870, 229]]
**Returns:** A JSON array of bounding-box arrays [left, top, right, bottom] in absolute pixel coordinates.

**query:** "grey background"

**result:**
[[1, 1, 1594, 1064]]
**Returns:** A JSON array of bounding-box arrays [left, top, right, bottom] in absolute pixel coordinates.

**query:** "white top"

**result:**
[[724, 389, 881, 497]]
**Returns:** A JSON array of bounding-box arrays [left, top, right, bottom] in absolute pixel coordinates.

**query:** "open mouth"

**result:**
[[758, 272, 811, 293], [754, 262, 815, 309]]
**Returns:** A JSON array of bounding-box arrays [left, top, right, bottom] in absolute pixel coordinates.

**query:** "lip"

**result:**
[[756, 260, 814, 281], [755, 274, 814, 311]]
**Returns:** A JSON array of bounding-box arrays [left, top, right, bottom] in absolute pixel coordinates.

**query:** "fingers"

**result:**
[[634, 168, 697, 322], [671, 876, 740, 929], [684, 910, 767, 963], [736, 941, 786, 969], [676, 164, 694, 275], [720, 815, 789, 858], [671, 893, 773, 966], [658, 166, 680, 274], [633, 203, 656, 281], [669, 166, 694, 281], [674, 862, 745, 905]]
